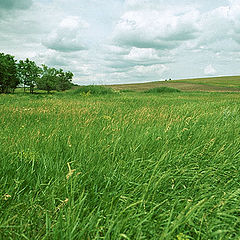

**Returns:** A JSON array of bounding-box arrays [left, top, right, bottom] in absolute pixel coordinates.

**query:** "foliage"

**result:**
[[17, 58, 41, 93], [119, 89, 135, 93], [0, 52, 74, 94], [0, 92, 240, 239], [36, 65, 73, 93], [144, 86, 181, 93], [0, 53, 19, 93], [55, 69, 73, 92], [72, 85, 114, 95], [36, 65, 58, 93]]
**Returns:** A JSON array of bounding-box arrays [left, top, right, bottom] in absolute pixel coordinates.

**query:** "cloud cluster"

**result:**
[[107, 0, 240, 80], [2, 0, 240, 84], [190, 1, 240, 54], [112, 8, 200, 50], [104, 1, 200, 82], [42, 16, 89, 52]]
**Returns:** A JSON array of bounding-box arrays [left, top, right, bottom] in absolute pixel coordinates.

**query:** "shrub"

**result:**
[[71, 85, 114, 95], [120, 89, 135, 93], [144, 87, 181, 93]]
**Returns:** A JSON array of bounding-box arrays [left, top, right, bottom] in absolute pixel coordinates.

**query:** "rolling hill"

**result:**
[[107, 76, 240, 92]]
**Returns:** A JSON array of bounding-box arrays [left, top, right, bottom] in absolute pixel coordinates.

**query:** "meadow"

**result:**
[[109, 76, 240, 92], [0, 89, 240, 239]]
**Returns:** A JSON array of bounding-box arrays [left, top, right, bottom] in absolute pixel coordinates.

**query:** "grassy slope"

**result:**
[[0, 92, 240, 239], [176, 76, 240, 87], [108, 76, 240, 92]]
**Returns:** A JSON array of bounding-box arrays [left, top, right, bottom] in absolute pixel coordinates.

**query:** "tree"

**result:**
[[36, 65, 74, 93], [56, 69, 73, 91], [17, 58, 40, 93], [36, 65, 58, 93], [0, 53, 19, 93]]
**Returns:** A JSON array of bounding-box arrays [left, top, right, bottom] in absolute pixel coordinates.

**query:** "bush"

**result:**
[[120, 89, 135, 93], [71, 85, 115, 95], [144, 87, 181, 93]]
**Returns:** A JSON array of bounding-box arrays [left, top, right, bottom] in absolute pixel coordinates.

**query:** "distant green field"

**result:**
[[109, 76, 240, 92], [175, 76, 240, 87], [1, 91, 240, 239]]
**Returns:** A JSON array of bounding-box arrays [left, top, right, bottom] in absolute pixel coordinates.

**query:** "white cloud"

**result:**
[[112, 7, 200, 50], [204, 64, 217, 75], [102, 44, 173, 73], [104, 45, 129, 55], [200, 7, 231, 43], [42, 16, 89, 52], [228, 0, 240, 44], [59, 16, 89, 30], [189, 1, 240, 53], [130, 64, 168, 76], [124, 47, 160, 61], [86, 63, 168, 84]]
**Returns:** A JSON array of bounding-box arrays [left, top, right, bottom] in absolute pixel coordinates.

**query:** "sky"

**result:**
[[1, 0, 240, 84]]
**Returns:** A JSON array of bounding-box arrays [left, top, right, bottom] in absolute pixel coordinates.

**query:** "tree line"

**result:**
[[0, 52, 74, 94]]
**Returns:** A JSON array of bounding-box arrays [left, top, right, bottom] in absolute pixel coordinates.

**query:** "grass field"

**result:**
[[108, 76, 240, 92], [1, 89, 240, 239]]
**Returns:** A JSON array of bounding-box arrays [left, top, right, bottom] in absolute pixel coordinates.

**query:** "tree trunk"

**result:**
[[30, 86, 34, 94]]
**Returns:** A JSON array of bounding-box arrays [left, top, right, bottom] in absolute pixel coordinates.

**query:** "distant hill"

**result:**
[[107, 76, 240, 92]]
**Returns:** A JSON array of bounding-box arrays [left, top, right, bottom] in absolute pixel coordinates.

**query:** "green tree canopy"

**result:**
[[17, 58, 40, 93], [56, 69, 73, 91], [0, 52, 74, 94], [36, 65, 58, 93], [36, 65, 74, 93], [0, 53, 19, 93]]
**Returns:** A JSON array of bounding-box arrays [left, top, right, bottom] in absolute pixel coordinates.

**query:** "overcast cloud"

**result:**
[[1, 0, 240, 84]]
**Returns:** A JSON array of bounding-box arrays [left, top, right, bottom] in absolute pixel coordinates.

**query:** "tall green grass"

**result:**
[[0, 92, 239, 239]]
